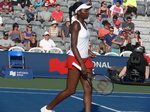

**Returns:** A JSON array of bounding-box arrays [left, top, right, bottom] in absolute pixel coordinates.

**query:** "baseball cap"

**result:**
[[134, 30, 140, 35], [115, 21, 121, 25], [3, 31, 8, 36], [43, 31, 49, 36], [75, 4, 92, 13]]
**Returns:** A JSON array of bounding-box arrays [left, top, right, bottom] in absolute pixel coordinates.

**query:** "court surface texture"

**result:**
[[0, 77, 150, 112]]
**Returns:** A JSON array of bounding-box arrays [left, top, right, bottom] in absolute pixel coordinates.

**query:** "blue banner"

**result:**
[[0, 51, 129, 79]]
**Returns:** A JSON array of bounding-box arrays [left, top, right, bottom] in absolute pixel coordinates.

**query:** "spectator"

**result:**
[[24, 4, 37, 23], [97, 1, 109, 18], [93, 14, 103, 33], [98, 20, 110, 41], [110, 30, 126, 54], [0, 31, 15, 50], [110, 15, 118, 26], [0, 0, 12, 14], [113, 20, 122, 35], [103, 26, 117, 52], [79, 0, 92, 5], [96, 42, 106, 55], [61, 18, 70, 40], [18, 0, 31, 8], [48, 20, 60, 37], [43, 0, 57, 7], [110, 0, 124, 18], [39, 6, 51, 23], [123, 0, 137, 18], [51, 4, 64, 22], [122, 16, 134, 34], [131, 30, 143, 50], [8, 23, 23, 43], [27, 32, 39, 50], [23, 24, 34, 45], [39, 31, 56, 51], [35, 0, 43, 8], [120, 31, 132, 52]]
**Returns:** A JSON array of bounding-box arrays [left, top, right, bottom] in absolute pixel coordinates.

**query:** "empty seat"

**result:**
[[136, 1, 146, 16], [104, 52, 119, 56], [28, 47, 45, 53], [8, 46, 25, 51], [46, 47, 63, 54]]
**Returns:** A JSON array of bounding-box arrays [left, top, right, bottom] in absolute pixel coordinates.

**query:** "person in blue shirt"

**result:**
[[103, 26, 117, 52]]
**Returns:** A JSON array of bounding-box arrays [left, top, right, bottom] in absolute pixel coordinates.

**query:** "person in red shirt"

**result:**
[[51, 4, 64, 22], [0, 0, 12, 14]]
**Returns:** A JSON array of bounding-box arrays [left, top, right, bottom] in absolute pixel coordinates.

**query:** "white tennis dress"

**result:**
[[69, 20, 90, 58]]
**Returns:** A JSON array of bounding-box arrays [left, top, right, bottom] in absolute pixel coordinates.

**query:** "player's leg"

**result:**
[[46, 69, 81, 110], [80, 68, 93, 112]]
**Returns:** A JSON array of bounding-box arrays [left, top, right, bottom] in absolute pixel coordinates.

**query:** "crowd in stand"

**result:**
[[0, 0, 145, 55]]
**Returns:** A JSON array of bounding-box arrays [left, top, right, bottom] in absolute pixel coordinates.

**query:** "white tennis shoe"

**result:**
[[41, 105, 55, 112]]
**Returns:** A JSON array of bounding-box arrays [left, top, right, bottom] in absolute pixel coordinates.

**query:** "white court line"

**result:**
[[0, 89, 149, 112], [71, 95, 121, 112]]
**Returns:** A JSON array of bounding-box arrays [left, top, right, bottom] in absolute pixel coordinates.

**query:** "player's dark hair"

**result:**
[[69, 2, 83, 24]]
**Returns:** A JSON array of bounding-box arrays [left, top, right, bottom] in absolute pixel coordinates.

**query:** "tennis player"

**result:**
[[41, 2, 96, 112]]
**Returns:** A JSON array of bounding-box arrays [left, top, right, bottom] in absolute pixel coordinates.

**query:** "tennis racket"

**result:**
[[72, 62, 114, 96]]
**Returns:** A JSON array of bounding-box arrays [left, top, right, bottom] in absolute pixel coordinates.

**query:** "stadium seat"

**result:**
[[120, 51, 132, 57], [29, 21, 42, 30], [57, 45, 67, 54], [28, 47, 45, 53], [42, 21, 51, 30], [3, 19, 15, 31], [46, 47, 63, 54], [8, 46, 25, 51], [104, 52, 119, 56], [8, 51, 25, 69], [17, 20, 28, 30], [13, 6, 23, 14], [136, 1, 146, 16], [92, 51, 100, 55], [1, 12, 13, 21], [147, 2, 150, 16], [90, 39, 102, 51], [50, 37, 64, 46]]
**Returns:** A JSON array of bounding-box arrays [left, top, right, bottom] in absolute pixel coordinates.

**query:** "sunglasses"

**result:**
[[110, 30, 114, 31], [127, 20, 131, 21], [32, 35, 36, 36], [28, 27, 32, 28], [15, 26, 19, 27]]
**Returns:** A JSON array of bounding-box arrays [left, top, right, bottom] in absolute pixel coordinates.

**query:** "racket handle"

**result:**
[[72, 62, 81, 71]]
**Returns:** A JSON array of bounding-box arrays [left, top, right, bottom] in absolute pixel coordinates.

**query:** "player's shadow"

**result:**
[[79, 104, 102, 112]]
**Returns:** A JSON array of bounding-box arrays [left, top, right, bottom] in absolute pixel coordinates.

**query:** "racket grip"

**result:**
[[72, 62, 81, 71]]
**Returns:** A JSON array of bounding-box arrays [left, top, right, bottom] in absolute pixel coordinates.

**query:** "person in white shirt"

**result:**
[[0, 31, 15, 50], [39, 31, 56, 51], [110, 0, 123, 18]]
